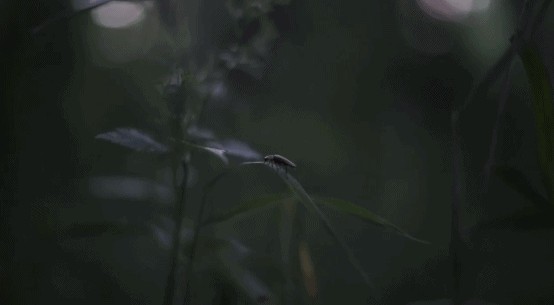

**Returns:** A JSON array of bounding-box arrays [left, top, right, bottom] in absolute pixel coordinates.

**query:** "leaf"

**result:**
[[87, 176, 174, 205], [206, 139, 262, 160], [95, 128, 169, 153], [493, 166, 550, 209], [202, 193, 289, 227], [58, 221, 149, 239], [519, 44, 554, 203], [471, 207, 554, 233], [71, 0, 112, 12], [263, 164, 376, 292], [315, 197, 430, 244], [187, 125, 216, 141], [173, 139, 229, 164]]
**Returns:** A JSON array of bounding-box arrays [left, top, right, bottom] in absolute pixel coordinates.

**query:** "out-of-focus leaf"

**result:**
[[226, 0, 272, 19], [71, 0, 112, 12], [202, 193, 289, 227], [315, 197, 430, 244], [494, 166, 550, 209], [471, 207, 554, 232], [58, 221, 149, 239], [519, 44, 554, 203], [95, 128, 169, 153], [187, 125, 216, 141], [174, 139, 229, 164], [298, 241, 318, 299], [207, 139, 262, 160], [87, 176, 174, 204]]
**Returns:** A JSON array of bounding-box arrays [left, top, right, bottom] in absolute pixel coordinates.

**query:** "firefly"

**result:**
[[264, 154, 296, 172]]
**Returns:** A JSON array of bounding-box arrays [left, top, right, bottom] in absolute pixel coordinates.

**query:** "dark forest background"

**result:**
[[2, 1, 554, 305]]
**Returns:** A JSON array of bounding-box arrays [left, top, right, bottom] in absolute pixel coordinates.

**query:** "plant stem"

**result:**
[[163, 161, 189, 305], [450, 110, 464, 305], [183, 172, 227, 305]]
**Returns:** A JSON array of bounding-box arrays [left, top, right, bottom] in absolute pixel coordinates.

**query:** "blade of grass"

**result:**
[[257, 165, 377, 295], [201, 193, 289, 227], [315, 197, 429, 244]]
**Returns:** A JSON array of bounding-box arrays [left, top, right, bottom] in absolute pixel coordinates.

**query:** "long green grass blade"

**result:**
[[267, 167, 376, 292], [315, 197, 430, 244], [201, 193, 290, 227], [519, 44, 554, 204]]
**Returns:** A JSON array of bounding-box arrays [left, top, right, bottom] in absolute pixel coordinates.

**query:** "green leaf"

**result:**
[[261, 165, 376, 292], [472, 207, 554, 233], [201, 193, 290, 227], [315, 197, 430, 244], [494, 166, 550, 209], [519, 44, 554, 203], [171, 138, 229, 164], [95, 128, 169, 153]]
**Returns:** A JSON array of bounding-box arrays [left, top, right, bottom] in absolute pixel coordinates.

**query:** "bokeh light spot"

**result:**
[[91, 1, 146, 28]]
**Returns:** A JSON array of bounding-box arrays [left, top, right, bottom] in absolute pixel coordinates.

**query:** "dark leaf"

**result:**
[[315, 197, 430, 244], [519, 44, 554, 203], [87, 176, 174, 205], [179, 140, 229, 164], [472, 207, 554, 233], [58, 221, 149, 239], [71, 0, 112, 12], [95, 128, 169, 153], [494, 166, 550, 209], [187, 125, 216, 141], [206, 139, 262, 160]]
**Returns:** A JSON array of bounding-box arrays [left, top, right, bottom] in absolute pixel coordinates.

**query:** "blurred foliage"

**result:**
[[3, 1, 554, 305]]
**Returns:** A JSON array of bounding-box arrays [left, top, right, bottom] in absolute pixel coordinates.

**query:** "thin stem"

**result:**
[[163, 161, 189, 305], [183, 171, 228, 305], [482, 63, 514, 192]]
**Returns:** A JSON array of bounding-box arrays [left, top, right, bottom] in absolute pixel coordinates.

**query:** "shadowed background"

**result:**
[[2, 1, 554, 305]]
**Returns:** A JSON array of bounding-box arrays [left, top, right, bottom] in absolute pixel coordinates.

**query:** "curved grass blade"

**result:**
[[95, 128, 169, 153], [315, 197, 430, 244], [519, 43, 554, 203], [257, 164, 376, 292], [201, 193, 290, 227]]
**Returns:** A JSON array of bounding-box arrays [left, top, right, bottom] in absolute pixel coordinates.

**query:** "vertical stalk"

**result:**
[[163, 160, 189, 305], [183, 171, 227, 305], [450, 111, 464, 305]]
